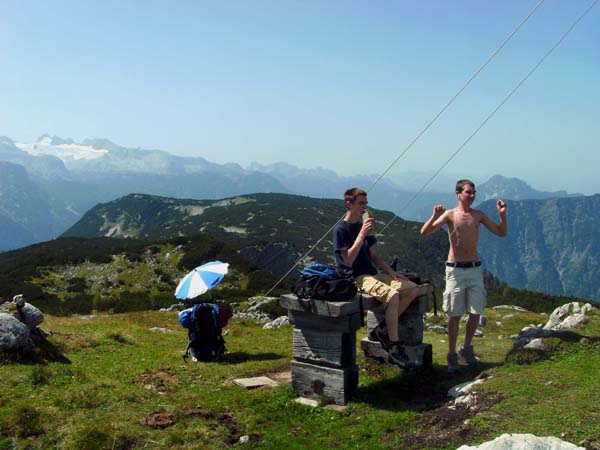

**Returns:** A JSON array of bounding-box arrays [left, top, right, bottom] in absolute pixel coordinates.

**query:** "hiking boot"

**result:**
[[459, 344, 479, 367], [368, 324, 390, 351], [388, 344, 417, 369], [447, 353, 460, 374]]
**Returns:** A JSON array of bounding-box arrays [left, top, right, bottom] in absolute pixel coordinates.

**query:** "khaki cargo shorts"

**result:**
[[356, 273, 417, 305], [443, 265, 486, 316]]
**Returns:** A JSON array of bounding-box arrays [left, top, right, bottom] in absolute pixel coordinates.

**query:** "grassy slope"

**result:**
[[0, 235, 285, 315], [1, 306, 599, 450]]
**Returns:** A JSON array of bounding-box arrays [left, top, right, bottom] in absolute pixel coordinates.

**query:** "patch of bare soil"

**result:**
[[187, 407, 262, 445], [133, 372, 179, 384], [398, 391, 504, 449], [577, 437, 600, 450], [133, 372, 179, 393], [141, 410, 175, 428], [265, 363, 292, 384]]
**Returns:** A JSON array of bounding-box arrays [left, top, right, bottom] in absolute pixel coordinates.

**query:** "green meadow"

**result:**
[[1, 305, 599, 449]]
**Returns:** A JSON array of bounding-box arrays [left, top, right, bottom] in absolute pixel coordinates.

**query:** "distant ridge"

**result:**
[[63, 191, 600, 301], [479, 194, 600, 301], [62, 192, 449, 283], [0, 134, 590, 261]]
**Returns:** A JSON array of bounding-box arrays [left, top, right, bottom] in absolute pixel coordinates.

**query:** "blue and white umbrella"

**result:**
[[175, 261, 229, 300]]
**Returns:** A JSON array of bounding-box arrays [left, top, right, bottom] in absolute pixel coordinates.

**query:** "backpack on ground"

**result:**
[[291, 264, 358, 301], [178, 303, 226, 362]]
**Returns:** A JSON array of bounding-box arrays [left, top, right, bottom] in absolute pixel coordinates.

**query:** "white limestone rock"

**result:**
[[555, 314, 588, 330], [448, 379, 486, 398], [456, 433, 585, 449], [0, 313, 34, 351], [492, 305, 529, 312], [581, 303, 593, 314], [17, 302, 44, 329], [263, 316, 290, 329], [0, 296, 44, 330], [544, 302, 593, 330], [426, 324, 448, 334], [523, 338, 545, 350]]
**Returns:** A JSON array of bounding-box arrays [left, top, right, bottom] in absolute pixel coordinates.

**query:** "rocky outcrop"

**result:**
[[0, 294, 45, 352], [512, 302, 594, 349], [543, 302, 593, 330], [0, 314, 33, 351]]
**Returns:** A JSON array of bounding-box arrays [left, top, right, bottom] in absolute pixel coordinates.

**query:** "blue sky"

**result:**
[[1, 0, 598, 194]]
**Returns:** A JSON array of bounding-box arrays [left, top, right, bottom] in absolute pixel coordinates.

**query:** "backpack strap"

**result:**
[[359, 291, 365, 327], [420, 279, 438, 316], [355, 281, 364, 327], [183, 342, 192, 362], [183, 304, 200, 361], [431, 281, 438, 316]]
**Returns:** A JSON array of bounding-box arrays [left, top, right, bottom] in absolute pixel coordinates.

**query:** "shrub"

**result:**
[[254, 298, 287, 319], [63, 295, 94, 315], [30, 366, 53, 387], [106, 332, 130, 344], [95, 296, 118, 312], [2, 402, 44, 438], [246, 270, 278, 292], [66, 277, 87, 293]]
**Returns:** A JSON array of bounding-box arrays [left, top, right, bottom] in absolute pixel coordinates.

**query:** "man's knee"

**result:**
[[385, 293, 400, 308], [448, 315, 461, 326], [400, 286, 418, 303]]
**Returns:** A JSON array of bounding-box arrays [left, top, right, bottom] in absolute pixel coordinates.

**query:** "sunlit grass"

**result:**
[[0, 307, 598, 449]]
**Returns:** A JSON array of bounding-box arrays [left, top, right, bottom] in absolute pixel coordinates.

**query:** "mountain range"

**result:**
[[61, 191, 600, 301], [0, 135, 583, 253], [479, 195, 600, 301]]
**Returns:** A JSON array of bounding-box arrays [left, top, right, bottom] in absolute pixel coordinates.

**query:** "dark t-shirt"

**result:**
[[333, 220, 378, 277]]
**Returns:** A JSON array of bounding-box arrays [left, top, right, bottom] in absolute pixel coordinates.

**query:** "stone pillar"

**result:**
[[360, 284, 433, 367], [279, 294, 364, 405]]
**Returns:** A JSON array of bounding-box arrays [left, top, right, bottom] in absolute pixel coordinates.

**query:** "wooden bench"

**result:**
[[280, 283, 433, 405]]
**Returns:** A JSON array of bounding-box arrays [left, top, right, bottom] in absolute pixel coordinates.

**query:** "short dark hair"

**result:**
[[344, 187, 367, 204], [455, 179, 475, 193]]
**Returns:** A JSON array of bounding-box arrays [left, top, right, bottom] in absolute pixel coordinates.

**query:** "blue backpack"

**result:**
[[299, 263, 342, 280], [178, 303, 226, 362], [292, 264, 358, 302]]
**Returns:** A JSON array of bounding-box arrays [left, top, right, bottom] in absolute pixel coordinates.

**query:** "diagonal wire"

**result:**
[[262, 211, 347, 298], [365, 0, 547, 194], [261, 0, 547, 298], [379, 0, 600, 235]]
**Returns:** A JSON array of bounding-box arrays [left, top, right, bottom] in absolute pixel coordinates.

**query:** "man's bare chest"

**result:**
[[453, 212, 480, 234]]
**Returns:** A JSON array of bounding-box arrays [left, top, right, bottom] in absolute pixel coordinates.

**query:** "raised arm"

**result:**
[[480, 199, 508, 237], [420, 205, 449, 236]]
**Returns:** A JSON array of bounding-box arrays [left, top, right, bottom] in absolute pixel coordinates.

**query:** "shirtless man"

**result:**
[[420, 179, 507, 373]]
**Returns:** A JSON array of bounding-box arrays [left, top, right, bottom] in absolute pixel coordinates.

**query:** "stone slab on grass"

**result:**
[[233, 376, 278, 389]]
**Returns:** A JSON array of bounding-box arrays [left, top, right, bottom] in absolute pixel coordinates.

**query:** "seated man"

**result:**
[[333, 187, 419, 368]]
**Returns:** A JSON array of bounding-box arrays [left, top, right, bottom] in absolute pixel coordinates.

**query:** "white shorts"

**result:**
[[443, 265, 486, 316]]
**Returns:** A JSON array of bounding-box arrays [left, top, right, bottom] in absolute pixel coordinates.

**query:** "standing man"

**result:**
[[420, 179, 507, 373], [333, 188, 419, 369]]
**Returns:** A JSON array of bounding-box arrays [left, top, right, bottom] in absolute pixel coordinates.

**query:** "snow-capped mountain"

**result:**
[[16, 134, 109, 161]]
